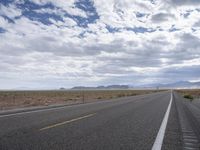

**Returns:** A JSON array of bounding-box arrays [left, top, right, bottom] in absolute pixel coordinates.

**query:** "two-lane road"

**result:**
[[0, 91, 191, 150]]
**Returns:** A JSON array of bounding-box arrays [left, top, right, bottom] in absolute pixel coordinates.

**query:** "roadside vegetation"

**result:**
[[183, 94, 194, 101], [176, 89, 200, 101], [0, 89, 164, 110]]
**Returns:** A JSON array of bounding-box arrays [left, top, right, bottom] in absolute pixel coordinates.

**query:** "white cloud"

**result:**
[[93, 0, 154, 28], [0, 3, 21, 19], [0, 0, 200, 89], [0, 16, 9, 28], [31, 0, 88, 18]]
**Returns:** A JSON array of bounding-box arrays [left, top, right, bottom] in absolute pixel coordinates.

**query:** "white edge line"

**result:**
[[151, 91, 173, 150], [0, 99, 102, 118], [0, 105, 73, 118]]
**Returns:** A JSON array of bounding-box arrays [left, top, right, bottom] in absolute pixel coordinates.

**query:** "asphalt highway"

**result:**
[[0, 91, 199, 150]]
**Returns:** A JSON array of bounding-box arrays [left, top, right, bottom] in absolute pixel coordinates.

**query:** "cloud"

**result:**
[[0, 3, 21, 19], [0, 0, 200, 89], [169, 0, 200, 6], [151, 12, 175, 23]]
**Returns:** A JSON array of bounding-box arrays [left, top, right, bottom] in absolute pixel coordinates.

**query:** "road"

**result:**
[[0, 91, 199, 150]]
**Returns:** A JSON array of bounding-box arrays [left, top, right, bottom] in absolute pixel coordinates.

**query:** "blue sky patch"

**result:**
[[126, 27, 156, 33], [105, 25, 156, 34], [1, 15, 15, 23], [16, 1, 63, 25], [0, 27, 6, 33], [0, 0, 14, 6], [0, 0, 100, 27], [135, 12, 146, 18], [169, 25, 180, 32], [74, 0, 99, 27], [106, 25, 120, 33]]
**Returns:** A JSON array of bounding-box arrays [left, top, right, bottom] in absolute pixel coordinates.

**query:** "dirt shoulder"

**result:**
[[0, 89, 164, 111]]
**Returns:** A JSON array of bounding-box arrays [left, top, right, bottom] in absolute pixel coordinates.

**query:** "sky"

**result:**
[[0, 0, 200, 89]]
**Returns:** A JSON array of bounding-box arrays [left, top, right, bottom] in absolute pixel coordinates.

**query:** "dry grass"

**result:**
[[176, 89, 200, 100], [0, 89, 164, 110]]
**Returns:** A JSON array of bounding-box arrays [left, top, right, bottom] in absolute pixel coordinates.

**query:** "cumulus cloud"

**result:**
[[0, 0, 200, 89], [0, 3, 21, 19], [168, 0, 200, 6], [151, 13, 175, 23], [31, 0, 87, 17]]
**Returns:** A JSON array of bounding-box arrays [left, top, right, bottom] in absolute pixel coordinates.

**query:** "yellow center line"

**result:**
[[39, 113, 96, 131]]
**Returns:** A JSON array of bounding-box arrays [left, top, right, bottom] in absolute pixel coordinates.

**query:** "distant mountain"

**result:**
[[70, 81, 200, 90], [71, 85, 129, 90], [59, 87, 66, 90], [140, 81, 200, 89], [166, 81, 200, 88]]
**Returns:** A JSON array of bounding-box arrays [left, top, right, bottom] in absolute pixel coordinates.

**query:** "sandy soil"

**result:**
[[0, 89, 163, 110]]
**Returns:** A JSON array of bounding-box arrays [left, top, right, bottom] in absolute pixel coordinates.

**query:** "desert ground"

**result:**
[[176, 89, 200, 100], [0, 89, 164, 110]]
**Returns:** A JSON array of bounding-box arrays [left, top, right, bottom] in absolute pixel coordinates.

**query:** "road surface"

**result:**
[[0, 91, 199, 150]]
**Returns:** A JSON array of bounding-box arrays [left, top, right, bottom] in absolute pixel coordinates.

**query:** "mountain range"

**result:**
[[70, 81, 200, 90], [71, 85, 129, 90], [142, 81, 200, 89]]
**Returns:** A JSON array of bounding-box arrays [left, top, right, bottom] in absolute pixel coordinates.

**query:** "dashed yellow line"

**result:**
[[39, 113, 96, 131]]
